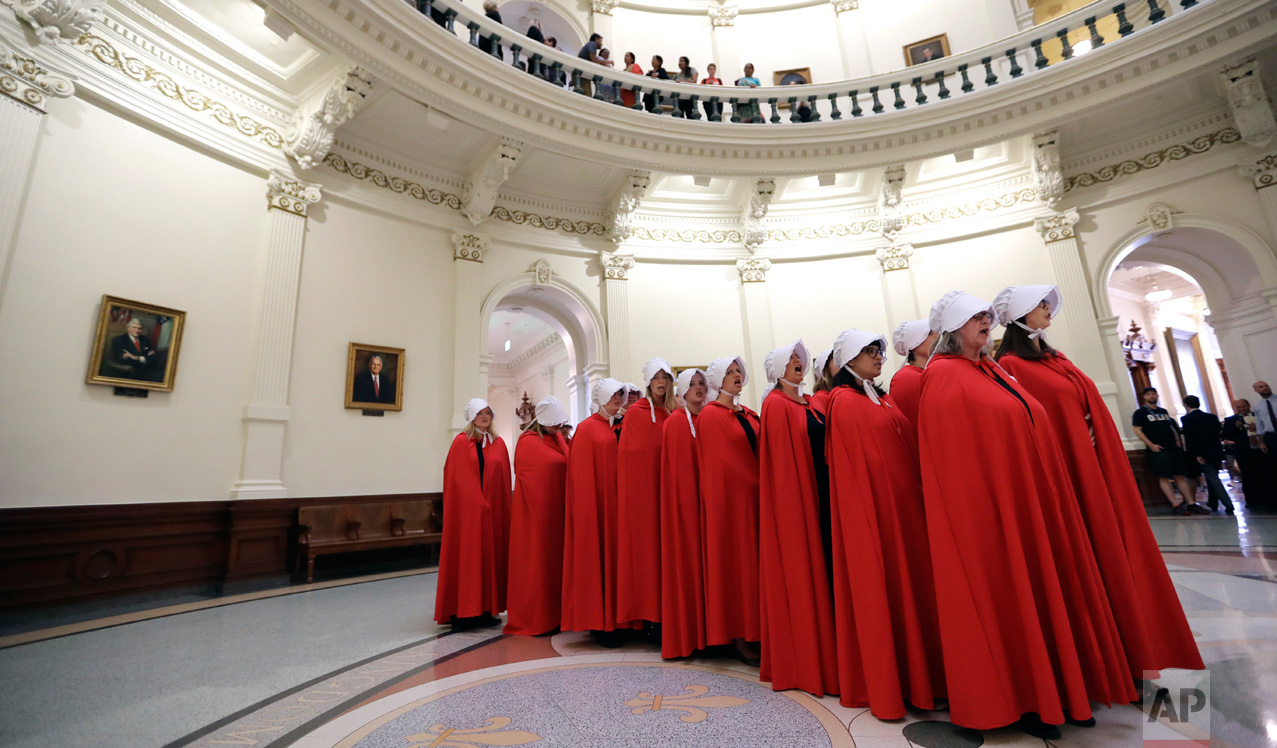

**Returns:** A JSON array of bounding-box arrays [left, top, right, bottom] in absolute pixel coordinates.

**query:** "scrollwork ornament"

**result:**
[[736, 257, 772, 283], [4, 0, 106, 45], [1064, 128, 1242, 192], [0, 37, 75, 110], [591, 0, 620, 14], [531, 259, 556, 285], [875, 244, 914, 272], [1240, 152, 1277, 190], [708, 3, 738, 26], [1033, 210, 1080, 242], [451, 231, 490, 262], [266, 170, 322, 216], [601, 251, 635, 280], [285, 67, 375, 170], [830, 0, 858, 12]]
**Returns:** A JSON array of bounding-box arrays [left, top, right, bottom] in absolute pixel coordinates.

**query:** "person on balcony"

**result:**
[[598, 48, 616, 100], [644, 55, 669, 113], [700, 63, 723, 120], [735, 63, 761, 123], [620, 52, 643, 108], [577, 33, 605, 97], [414, 0, 448, 29], [477, 0, 503, 59], [543, 37, 567, 86], [673, 57, 698, 118]]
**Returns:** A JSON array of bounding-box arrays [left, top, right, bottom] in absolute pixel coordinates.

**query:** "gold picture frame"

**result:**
[[904, 34, 950, 66], [86, 295, 187, 392], [345, 342, 405, 411]]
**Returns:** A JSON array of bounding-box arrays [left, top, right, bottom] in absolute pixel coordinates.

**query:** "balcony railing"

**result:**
[[407, 0, 1206, 124]]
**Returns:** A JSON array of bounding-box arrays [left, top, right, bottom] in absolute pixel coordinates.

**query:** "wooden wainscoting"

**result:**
[[0, 493, 441, 610]]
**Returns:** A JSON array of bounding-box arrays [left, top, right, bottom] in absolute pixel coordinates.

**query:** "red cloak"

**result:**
[[434, 433, 511, 623], [660, 407, 705, 659], [1000, 352, 1204, 673], [560, 413, 624, 632], [808, 389, 831, 416], [616, 397, 669, 625], [696, 401, 761, 645], [826, 385, 944, 717], [757, 390, 839, 696], [504, 430, 570, 636], [918, 355, 1135, 729], [888, 364, 923, 427]]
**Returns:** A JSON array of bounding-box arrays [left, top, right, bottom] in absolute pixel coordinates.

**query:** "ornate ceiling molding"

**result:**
[[1063, 127, 1243, 193], [462, 137, 524, 225], [1031, 130, 1063, 208], [606, 170, 651, 245], [878, 165, 905, 239], [742, 178, 775, 253], [1219, 56, 1276, 149], [285, 65, 375, 169], [4, 0, 105, 45]]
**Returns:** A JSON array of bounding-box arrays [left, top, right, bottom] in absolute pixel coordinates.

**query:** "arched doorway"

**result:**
[[485, 307, 571, 453]]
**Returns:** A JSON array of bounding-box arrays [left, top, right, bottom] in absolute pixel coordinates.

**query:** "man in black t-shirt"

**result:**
[[1133, 387, 1208, 515]]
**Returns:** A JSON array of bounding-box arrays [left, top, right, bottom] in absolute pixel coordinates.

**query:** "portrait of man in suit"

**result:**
[[88, 295, 186, 392], [352, 355, 396, 404], [345, 344, 404, 411], [106, 317, 157, 381]]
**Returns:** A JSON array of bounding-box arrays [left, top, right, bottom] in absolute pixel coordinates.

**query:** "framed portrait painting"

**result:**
[[904, 34, 950, 66], [87, 295, 187, 392], [346, 343, 405, 411], [773, 67, 812, 87]]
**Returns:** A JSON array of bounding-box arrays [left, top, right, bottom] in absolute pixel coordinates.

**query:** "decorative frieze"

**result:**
[[1219, 57, 1276, 149], [601, 251, 635, 280], [737, 256, 772, 283], [742, 178, 775, 253], [1031, 130, 1064, 208], [606, 170, 651, 244], [1033, 209, 1080, 242], [708, 3, 738, 26], [875, 244, 913, 272], [0, 37, 74, 111], [452, 231, 489, 262], [1064, 128, 1242, 192], [879, 165, 906, 239], [266, 170, 322, 216], [461, 137, 524, 225], [285, 66, 375, 170], [5, 0, 105, 45]]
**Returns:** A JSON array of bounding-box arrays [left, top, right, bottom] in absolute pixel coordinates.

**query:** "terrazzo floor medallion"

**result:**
[[293, 658, 852, 748]]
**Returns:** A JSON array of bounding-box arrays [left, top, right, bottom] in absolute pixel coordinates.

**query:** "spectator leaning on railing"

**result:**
[[478, 0, 503, 59], [673, 57, 698, 118], [621, 52, 643, 108], [736, 63, 761, 123], [645, 55, 669, 112], [701, 63, 723, 120], [577, 33, 605, 97]]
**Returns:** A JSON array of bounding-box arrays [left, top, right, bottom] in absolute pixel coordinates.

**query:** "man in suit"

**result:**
[[352, 355, 396, 404], [1181, 395, 1234, 514], [1254, 380, 1277, 508], [1223, 398, 1264, 507], [106, 317, 156, 381]]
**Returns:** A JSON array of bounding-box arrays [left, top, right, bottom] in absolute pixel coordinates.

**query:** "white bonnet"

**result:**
[[813, 347, 834, 375], [534, 396, 569, 427], [641, 357, 674, 386], [892, 319, 932, 357], [676, 367, 705, 395], [992, 285, 1063, 327], [592, 378, 625, 409], [832, 329, 889, 371], [929, 291, 995, 334], [463, 398, 491, 423], [764, 340, 810, 384], [705, 356, 748, 393]]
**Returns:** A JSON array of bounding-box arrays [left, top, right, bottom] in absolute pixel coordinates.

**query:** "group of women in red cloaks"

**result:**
[[433, 284, 1203, 739]]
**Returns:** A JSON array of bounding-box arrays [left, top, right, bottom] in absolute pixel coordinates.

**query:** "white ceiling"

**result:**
[[1110, 262, 1201, 301], [487, 309, 560, 366]]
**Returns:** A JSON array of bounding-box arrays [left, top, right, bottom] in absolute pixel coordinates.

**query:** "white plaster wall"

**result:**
[[766, 253, 892, 372], [0, 98, 263, 507], [610, 9, 715, 76], [624, 262, 747, 381]]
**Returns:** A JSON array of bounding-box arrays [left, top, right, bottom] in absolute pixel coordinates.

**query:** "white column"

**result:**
[[600, 251, 634, 382], [737, 257, 775, 408], [1098, 315, 1142, 445], [589, 0, 616, 43], [451, 231, 489, 430], [875, 244, 919, 380], [1242, 153, 1277, 259], [565, 373, 588, 424], [231, 171, 322, 499], [708, 5, 740, 84], [1035, 210, 1128, 430], [0, 39, 75, 306], [829, 0, 874, 79]]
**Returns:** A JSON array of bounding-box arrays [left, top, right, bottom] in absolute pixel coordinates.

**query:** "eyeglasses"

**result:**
[[860, 347, 885, 359]]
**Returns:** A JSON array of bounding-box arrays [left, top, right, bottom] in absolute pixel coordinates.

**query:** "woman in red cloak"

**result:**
[[434, 398, 512, 630], [918, 291, 1135, 740], [617, 359, 675, 634], [697, 356, 762, 665], [888, 319, 936, 429], [504, 396, 572, 636], [825, 329, 944, 717], [561, 378, 629, 647], [757, 340, 839, 696], [992, 284, 1204, 683], [807, 347, 836, 416], [660, 368, 710, 659]]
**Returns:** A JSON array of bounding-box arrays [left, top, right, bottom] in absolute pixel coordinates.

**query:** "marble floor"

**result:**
[[2, 508, 1276, 748]]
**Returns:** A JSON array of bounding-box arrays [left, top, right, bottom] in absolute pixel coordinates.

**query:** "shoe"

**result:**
[[1187, 503, 1211, 515], [1172, 504, 1190, 516], [1064, 711, 1096, 727], [1017, 713, 1062, 740], [591, 630, 624, 648], [1227, 508, 1236, 515]]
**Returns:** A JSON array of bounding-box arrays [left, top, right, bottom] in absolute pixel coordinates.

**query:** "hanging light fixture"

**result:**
[[504, 321, 512, 352], [1144, 269, 1171, 302]]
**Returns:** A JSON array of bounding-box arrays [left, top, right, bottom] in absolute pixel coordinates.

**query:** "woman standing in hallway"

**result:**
[[504, 397, 572, 636], [992, 285, 1204, 682], [808, 347, 836, 416], [825, 329, 944, 718], [561, 378, 629, 646], [661, 368, 709, 659], [434, 399, 511, 630], [616, 358, 675, 634], [757, 340, 839, 696], [888, 319, 936, 429], [697, 356, 762, 665], [917, 291, 1134, 739]]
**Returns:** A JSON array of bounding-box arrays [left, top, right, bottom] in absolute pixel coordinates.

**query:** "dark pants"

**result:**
[[1198, 462, 1234, 511], [703, 101, 722, 120], [1233, 449, 1263, 504]]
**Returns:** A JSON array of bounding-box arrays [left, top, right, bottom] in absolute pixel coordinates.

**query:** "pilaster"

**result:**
[[1240, 152, 1277, 248], [1098, 315, 1141, 444], [708, 3, 740, 90], [875, 244, 919, 362], [231, 170, 322, 499], [451, 231, 489, 429], [590, 0, 616, 44], [829, 0, 873, 78], [600, 250, 634, 382], [736, 257, 774, 407]]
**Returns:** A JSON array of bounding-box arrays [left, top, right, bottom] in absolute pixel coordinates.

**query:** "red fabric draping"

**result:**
[[504, 430, 571, 636], [660, 408, 705, 659], [696, 401, 762, 645], [1000, 352, 1204, 673], [434, 433, 511, 623], [616, 397, 669, 625], [757, 390, 839, 695], [917, 354, 1135, 729], [808, 389, 831, 417], [561, 413, 624, 632], [826, 385, 944, 717], [889, 364, 923, 428]]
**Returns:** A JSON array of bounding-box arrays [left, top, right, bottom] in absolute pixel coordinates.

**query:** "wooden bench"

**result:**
[[296, 500, 440, 582]]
